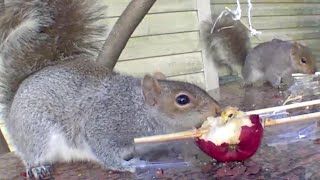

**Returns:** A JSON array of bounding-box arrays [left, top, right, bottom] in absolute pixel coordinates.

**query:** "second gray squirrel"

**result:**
[[201, 13, 317, 88], [0, 0, 221, 179]]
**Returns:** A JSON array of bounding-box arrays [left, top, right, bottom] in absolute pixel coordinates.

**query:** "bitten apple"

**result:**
[[195, 107, 263, 162]]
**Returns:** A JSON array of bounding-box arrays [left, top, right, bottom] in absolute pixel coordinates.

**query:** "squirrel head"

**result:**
[[291, 42, 317, 74], [141, 74, 221, 131]]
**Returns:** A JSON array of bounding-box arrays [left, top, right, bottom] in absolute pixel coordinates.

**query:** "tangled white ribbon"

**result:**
[[210, 0, 261, 37]]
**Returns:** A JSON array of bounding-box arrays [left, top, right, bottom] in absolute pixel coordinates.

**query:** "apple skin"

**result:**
[[195, 114, 263, 162]]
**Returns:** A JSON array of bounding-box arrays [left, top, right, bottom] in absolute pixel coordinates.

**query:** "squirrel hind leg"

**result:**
[[242, 66, 264, 82], [267, 75, 284, 89], [240, 70, 265, 88], [89, 139, 146, 172]]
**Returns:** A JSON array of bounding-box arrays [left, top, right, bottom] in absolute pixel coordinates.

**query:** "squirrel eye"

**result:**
[[176, 94, 190, 105], [301, 58, 307, 64]]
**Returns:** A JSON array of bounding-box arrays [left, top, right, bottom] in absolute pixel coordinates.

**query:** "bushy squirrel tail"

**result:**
[[200, 13, 251, 68], [0, 0, 108, 112]]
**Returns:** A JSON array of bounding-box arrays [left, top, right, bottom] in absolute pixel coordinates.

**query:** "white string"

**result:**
[[217, 26, 234, 32], [210, 0, 262, 37], [229, 0, 242, 20], [247, 0, 261, 36], [210, 0, 241, 33], [210, 10, 229, 33]]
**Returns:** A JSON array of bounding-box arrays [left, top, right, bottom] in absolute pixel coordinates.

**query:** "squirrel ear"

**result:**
[[293, 41, 302, 49], [291, 42, 301, 55], [153, 71, 167, 80], [142, 74, 162, 106]]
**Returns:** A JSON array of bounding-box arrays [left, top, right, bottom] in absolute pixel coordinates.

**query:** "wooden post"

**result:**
[[197, 0, 220, 91]]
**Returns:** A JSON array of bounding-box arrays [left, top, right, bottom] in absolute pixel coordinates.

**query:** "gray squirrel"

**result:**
[[201, 13, 317, 88], [242, 38, 317, 88], [0, 0, 221, 179]]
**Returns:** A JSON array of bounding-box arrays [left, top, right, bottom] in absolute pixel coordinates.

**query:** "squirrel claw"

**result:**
[[27, 165, 53, 180], [121, 158, 148, 173]]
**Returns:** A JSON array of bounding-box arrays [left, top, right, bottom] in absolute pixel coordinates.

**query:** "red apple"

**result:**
[[195, 114, 263, 162]]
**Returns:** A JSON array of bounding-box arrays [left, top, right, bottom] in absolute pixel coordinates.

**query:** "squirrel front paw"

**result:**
[[270, 81, 286, 89], [121, 158, 148, 173], [26, 165, 53, 180]]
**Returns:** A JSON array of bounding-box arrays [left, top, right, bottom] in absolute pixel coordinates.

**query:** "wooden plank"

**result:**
[[201, 15, 320, 30], [105, 12, 199, 37], [118, 32, 200, 61], [312, 51, 320, 58], [115, 52, 203, 77], [168, 72, 205, 89], [297, 39, 320, 50], [212, 0, 320, 4], [250, 27, 320, 44], [211, 3, 320, 17], [240, 16, 320, 30], [103, 0, 197, 17], [253, 39, 320, 52]]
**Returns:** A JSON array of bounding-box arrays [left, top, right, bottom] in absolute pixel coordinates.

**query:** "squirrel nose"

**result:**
[[200, 104, 221, 121], [209, 103, 222, 117]]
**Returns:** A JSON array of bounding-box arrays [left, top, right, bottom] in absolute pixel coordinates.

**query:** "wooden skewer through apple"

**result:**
[[134, 99, 320, 162], [134, 98, 320, 144]]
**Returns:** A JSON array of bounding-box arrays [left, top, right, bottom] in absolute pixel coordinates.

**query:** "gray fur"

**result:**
[[0, 0, 221, 173], [0, 0, 107, 115], [201, 13, 251, 76], [8, 59, 221, 172], [242, 39, 317, 88], [201, 13, 316, 88]]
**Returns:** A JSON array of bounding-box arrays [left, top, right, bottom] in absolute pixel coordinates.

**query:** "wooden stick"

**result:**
[[263, 111, 320, 127], [134, 128, 209, 144], [96, 0, 157, 71], [133, 99, 320, 144], [245, 99, 320, 115], [134, 112, 320, 144], [292, 72, 320, 77]]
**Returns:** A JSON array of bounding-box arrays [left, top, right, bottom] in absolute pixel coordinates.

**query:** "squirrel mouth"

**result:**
[[194, 121, 204, 129]]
